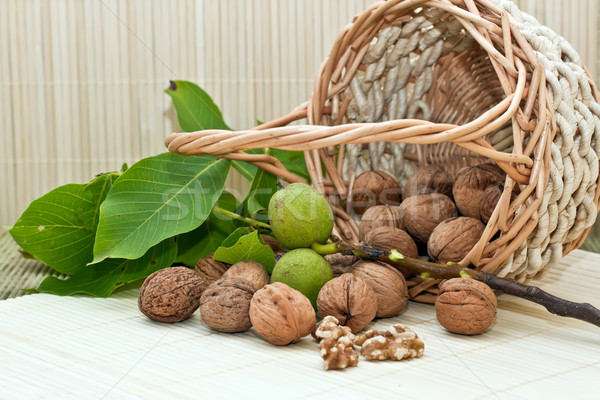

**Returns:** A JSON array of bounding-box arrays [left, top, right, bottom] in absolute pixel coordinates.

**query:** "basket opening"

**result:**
[[339, 8, 512, 180]]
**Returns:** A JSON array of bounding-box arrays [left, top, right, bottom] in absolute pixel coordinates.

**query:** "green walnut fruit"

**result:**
[[267, 183, 334, 249], [270, 248, 333, 308]]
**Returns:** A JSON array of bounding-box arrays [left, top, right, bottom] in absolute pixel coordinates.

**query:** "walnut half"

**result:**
[[354, 324, 424, 361], [313, 316, 359, 370]]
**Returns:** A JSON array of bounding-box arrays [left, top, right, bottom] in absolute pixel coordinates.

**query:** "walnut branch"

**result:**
[[310, 240, 600, 328]]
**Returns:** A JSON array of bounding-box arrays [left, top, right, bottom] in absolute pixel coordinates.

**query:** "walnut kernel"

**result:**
[[354, 324, 424, 361], [313, 316, 359, 370]]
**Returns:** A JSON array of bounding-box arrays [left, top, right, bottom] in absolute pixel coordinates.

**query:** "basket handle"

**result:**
[[165, 97, 534, 186]]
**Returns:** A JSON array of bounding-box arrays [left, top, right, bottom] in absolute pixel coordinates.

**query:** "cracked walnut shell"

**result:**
[[316, 273, 378, 333], [249, 282, 316, 346], [351, 170, 402, 215], [350, 261, 409, 318], [435, 278, 497, 335], [354, 324, 424, 361], [138, 266, 207, 323], [199, 277, 256, 333], [427, 217, 485, 264]]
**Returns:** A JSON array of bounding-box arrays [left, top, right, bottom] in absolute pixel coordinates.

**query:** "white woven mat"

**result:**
[[1, 251, 599, 400]]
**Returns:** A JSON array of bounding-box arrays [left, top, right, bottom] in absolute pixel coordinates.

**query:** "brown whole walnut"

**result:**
[[453, 163, 505, 218], [403, 167, 453, 201], [363, 226, 418, 260], [351, 170, 402, 215], [260, 234, 282, 252], [359, 205, 402, 240], [138, 266, 206, 323], [480, 184, 518, 224], [324, 253, 359, 277], [195, 253, 228, 285], [249, 282, 316, 346], [222, 260, 269, 290], [316, 273, 378, 333], [398, 193, 458, 243], [199, 277, 256, 333], [427, 217, 485, 264], [350, 261, 409, 318], [435, 278, 497, 335]]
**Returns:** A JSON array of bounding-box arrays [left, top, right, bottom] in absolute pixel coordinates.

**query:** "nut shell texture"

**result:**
[[359, 205, 402, 240], [249, 282, 316, 346], [194, 254, 228, 285], [199, 277, 256, 333], [222, 260, 269, 290], [403, 167, 453, 201], [428, 217, 485, 264], [316, 273, 378, 333], [435, 278, 497, 335], [352, 170, 402, 214], [350, 261, 408, 318], [138, 267, 206, 323], [363, 226, 418, 259], [453, 164, 504, 218], [399, 193, 458, 243]]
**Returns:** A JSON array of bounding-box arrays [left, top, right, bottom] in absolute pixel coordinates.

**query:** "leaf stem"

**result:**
[[212, 206, 272, 231]]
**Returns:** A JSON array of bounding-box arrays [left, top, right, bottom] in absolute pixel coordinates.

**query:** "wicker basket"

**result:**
[[166, 0, 600, 303]]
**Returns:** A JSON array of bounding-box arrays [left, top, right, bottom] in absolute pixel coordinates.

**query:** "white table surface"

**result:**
[[1, 250, 600, 400]]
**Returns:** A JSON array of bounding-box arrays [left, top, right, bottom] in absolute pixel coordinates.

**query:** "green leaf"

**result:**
[[243, 159, 278, 222], [92, 153, 230, 263], [219, 227, 251, 248], [232, 160, 257, 181], [175, 191, 240, 267], [36, 238, 177, 297], [165, 80, 231, 132], [9, 173, 115, 275], [213, 231, 275, 273], [165, 80, 260, 181]]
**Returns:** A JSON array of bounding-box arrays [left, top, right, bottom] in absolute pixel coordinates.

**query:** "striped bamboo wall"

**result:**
[[1, 0, 599, 227]]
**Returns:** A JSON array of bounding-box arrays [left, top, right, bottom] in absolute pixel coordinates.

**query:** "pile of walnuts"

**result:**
[[352, 163, 511, 266], [137, 164, 508, 370], [138, 243, 429, 370]]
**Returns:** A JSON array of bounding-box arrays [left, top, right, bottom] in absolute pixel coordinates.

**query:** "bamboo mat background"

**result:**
[[1, 0, 599, 230]]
